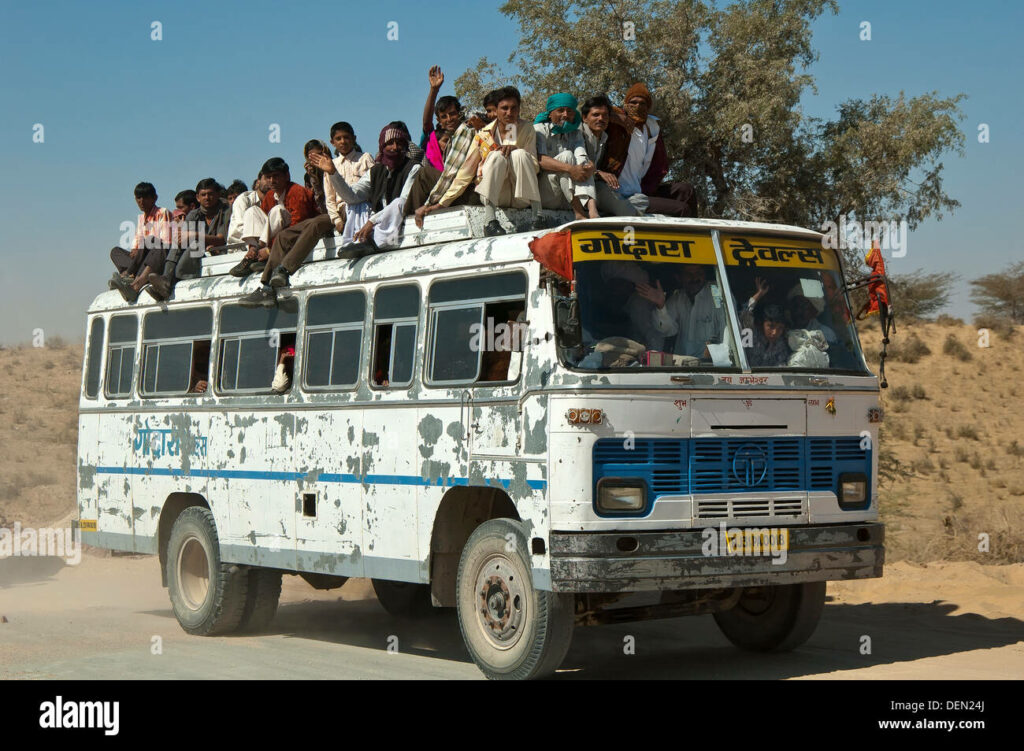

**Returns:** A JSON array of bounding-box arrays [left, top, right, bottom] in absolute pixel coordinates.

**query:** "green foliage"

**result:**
[[969, 261, 1024, 324], [458, 0, 966, 232], [888, 269, 957, 320]]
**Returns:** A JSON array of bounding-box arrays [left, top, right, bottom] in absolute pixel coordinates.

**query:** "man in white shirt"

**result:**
[[226, 173, 269, 244], [636, 264, 727, 358]]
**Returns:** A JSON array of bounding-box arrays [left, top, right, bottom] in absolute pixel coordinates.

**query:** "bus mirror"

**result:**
[[555, 297, 582, 348]]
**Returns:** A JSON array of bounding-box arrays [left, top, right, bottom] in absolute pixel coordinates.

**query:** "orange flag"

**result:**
[[528, 229, 574, 280]]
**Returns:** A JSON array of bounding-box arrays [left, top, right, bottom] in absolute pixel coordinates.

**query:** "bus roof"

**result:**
[[87, 211, 825, 314]]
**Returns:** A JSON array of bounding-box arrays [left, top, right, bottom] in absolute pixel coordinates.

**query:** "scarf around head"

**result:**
[[533, 92, 581, 134], [377, 125, 410, 170], [622, 82, 653, 126]]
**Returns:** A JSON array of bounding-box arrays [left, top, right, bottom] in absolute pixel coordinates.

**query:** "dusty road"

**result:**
[[1, 552, 1022, 680]]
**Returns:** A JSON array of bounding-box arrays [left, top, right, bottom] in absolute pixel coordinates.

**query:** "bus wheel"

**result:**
[[456, 518, 574, 680], [165, 507, 248, 636], [237, 569, 283, 633], [372, 579, 435, 618], [713, 582, 826, 652]]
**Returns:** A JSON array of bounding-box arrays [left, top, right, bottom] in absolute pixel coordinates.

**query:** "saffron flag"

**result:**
[[529, 229, 573, 280], [858, 241, 890, 318]]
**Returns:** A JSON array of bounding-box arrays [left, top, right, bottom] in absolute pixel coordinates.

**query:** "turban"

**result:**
[[533, 92, 582, 134]]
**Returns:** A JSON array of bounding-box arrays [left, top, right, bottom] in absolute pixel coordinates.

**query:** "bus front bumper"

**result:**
[[548, 523, 884, 593]]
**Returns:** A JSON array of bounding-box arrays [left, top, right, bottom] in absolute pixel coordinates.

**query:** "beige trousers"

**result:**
[[475, 149, 540, 208]]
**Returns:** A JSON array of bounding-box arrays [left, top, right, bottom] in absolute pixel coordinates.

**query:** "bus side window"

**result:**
[[304, 290, 365, 391], [426, 271, 528, 387], [218, 305, 298, 394], [141, 307, 213, 397], [84, 317, 105, 399], [104, 314, 138, 398], [189, 340, 211, 394], [371, 284, 419, 389]]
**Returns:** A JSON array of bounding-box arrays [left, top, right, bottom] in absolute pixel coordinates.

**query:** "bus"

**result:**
[[77, 209, 884, 680]]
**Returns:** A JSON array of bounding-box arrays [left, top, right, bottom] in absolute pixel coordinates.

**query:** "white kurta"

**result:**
[[651, 283, 728, 357]]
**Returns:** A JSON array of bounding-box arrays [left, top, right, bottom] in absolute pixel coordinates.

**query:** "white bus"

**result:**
[[78, 209, 884, 679]]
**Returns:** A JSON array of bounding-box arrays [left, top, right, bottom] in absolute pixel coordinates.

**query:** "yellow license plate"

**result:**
[[724, 527, 789, 555]]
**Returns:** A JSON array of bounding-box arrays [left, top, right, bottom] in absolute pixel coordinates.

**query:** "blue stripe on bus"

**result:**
[[94, 466, 546, 491]]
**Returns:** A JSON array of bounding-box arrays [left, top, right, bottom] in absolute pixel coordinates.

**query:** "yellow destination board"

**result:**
[[572, 230, 717, 264], [721, 234, 839, 270]]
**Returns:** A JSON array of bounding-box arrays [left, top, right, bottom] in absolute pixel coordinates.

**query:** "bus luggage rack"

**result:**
[[592, 436, 870, 498]]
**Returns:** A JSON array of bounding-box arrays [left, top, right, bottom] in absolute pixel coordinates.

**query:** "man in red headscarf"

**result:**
[[601, 82, 696, 218]]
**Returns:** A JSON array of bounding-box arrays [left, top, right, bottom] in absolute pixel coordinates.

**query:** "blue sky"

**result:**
[[0, 0, 1020, 345]]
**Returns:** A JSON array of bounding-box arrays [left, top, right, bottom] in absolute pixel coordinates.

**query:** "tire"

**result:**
[[165, 506, 248, 636], [237, 568, 283, 633], [372, 579, 436, 618], [456, 518, 575, 680], [713, 582, 826, 652]]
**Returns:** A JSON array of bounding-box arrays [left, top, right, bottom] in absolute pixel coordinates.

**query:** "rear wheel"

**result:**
[[456, 518, 574, 680], [713, 582, 826, 651], [237, 568, 283, 633], [372, 579, 435, 618], [166, 507, 248, 636]]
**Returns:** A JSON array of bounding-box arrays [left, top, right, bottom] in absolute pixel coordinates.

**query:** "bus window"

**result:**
[[371, 285, 419, 389], [720, 234, 867, 372], [304, 290, 365, 390], [84, 317, 105, 399], [219, 305, 298, 395], [188, 340, 211, 394], [141, 307, 213, 397], [104, 315, 138, 398], [427, 272, 527, 386]]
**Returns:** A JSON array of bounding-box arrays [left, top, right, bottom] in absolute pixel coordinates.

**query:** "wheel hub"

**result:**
[[475, 555, 526, 649]]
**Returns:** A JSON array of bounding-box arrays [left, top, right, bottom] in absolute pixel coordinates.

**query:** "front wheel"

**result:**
[[713, 582, 826, 652], [456, 518, 575, 680]]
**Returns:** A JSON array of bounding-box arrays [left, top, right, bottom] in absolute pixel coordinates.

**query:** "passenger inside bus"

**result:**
[[636, 263, 727, 359], [479, 304, 527, 382], [372, 326, 392, 387], [188, 340, 211, 394], [271, 337, 296, 394]]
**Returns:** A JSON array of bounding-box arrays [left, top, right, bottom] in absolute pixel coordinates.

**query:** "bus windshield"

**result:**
[[559, 229, 868, 373]]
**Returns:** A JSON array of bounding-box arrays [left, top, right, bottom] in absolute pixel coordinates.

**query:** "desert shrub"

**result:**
[[911, 383, 927, 399], [954, 446, 970, 463], [889, 385, 912, 401], [1007, 440, 1024, 458], [890, 333, 931, 363], [974, 314, 1017, 339], [942, 334, 973, 361], [956, 425, 980, 441], [935, 314, 964, 327], [888, 269, 958, 320]]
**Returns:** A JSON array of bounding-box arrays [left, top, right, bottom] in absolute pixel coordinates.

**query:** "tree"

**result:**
[[456, 0, 965, 253], [970, 261, 1024, 325], [887, 269, 958, 320]]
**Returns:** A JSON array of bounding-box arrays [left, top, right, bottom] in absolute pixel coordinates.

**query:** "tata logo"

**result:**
[[732, 444, 768, 486]]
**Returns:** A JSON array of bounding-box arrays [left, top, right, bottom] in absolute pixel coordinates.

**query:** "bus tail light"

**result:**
[[838, 473, 868, 509]]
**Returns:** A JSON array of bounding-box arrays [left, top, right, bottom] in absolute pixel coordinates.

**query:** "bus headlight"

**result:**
[[596, 478, 647, 514], [838, 473, 868, 509]]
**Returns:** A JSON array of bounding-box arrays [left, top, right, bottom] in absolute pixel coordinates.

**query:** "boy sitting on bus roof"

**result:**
[[229, 157, 319, 278], [408, 109, 486, 227], [108, 182, 174, 303]]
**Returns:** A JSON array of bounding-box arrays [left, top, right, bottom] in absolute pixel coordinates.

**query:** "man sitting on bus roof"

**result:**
[[636, 263, 727, 359], [109, 182, 174, 303], [433, 86, 545, 237], [229, 157, 318, 277], [579, 95, 640, 217], [146, 178, 231, 301], [226, 172, 270, 244], [603, 83, 696, 218], [408, 109, 486, 227], [534, 93, 600, 221]]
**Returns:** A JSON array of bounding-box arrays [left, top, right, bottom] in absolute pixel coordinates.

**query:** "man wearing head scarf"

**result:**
[[533, 93, 599, 220], [601, 82, 696, 218]]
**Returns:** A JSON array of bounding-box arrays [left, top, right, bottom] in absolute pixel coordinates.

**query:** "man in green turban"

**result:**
[[533, 93, 599, 220]]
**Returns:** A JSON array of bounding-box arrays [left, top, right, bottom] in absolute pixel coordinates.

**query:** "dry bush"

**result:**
[[942, 334, 973, 361], [956, 424, 980, 441], [935, 314, 964, 327], [974, 314, 1017, 339], [889, 333, 931, 363]]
